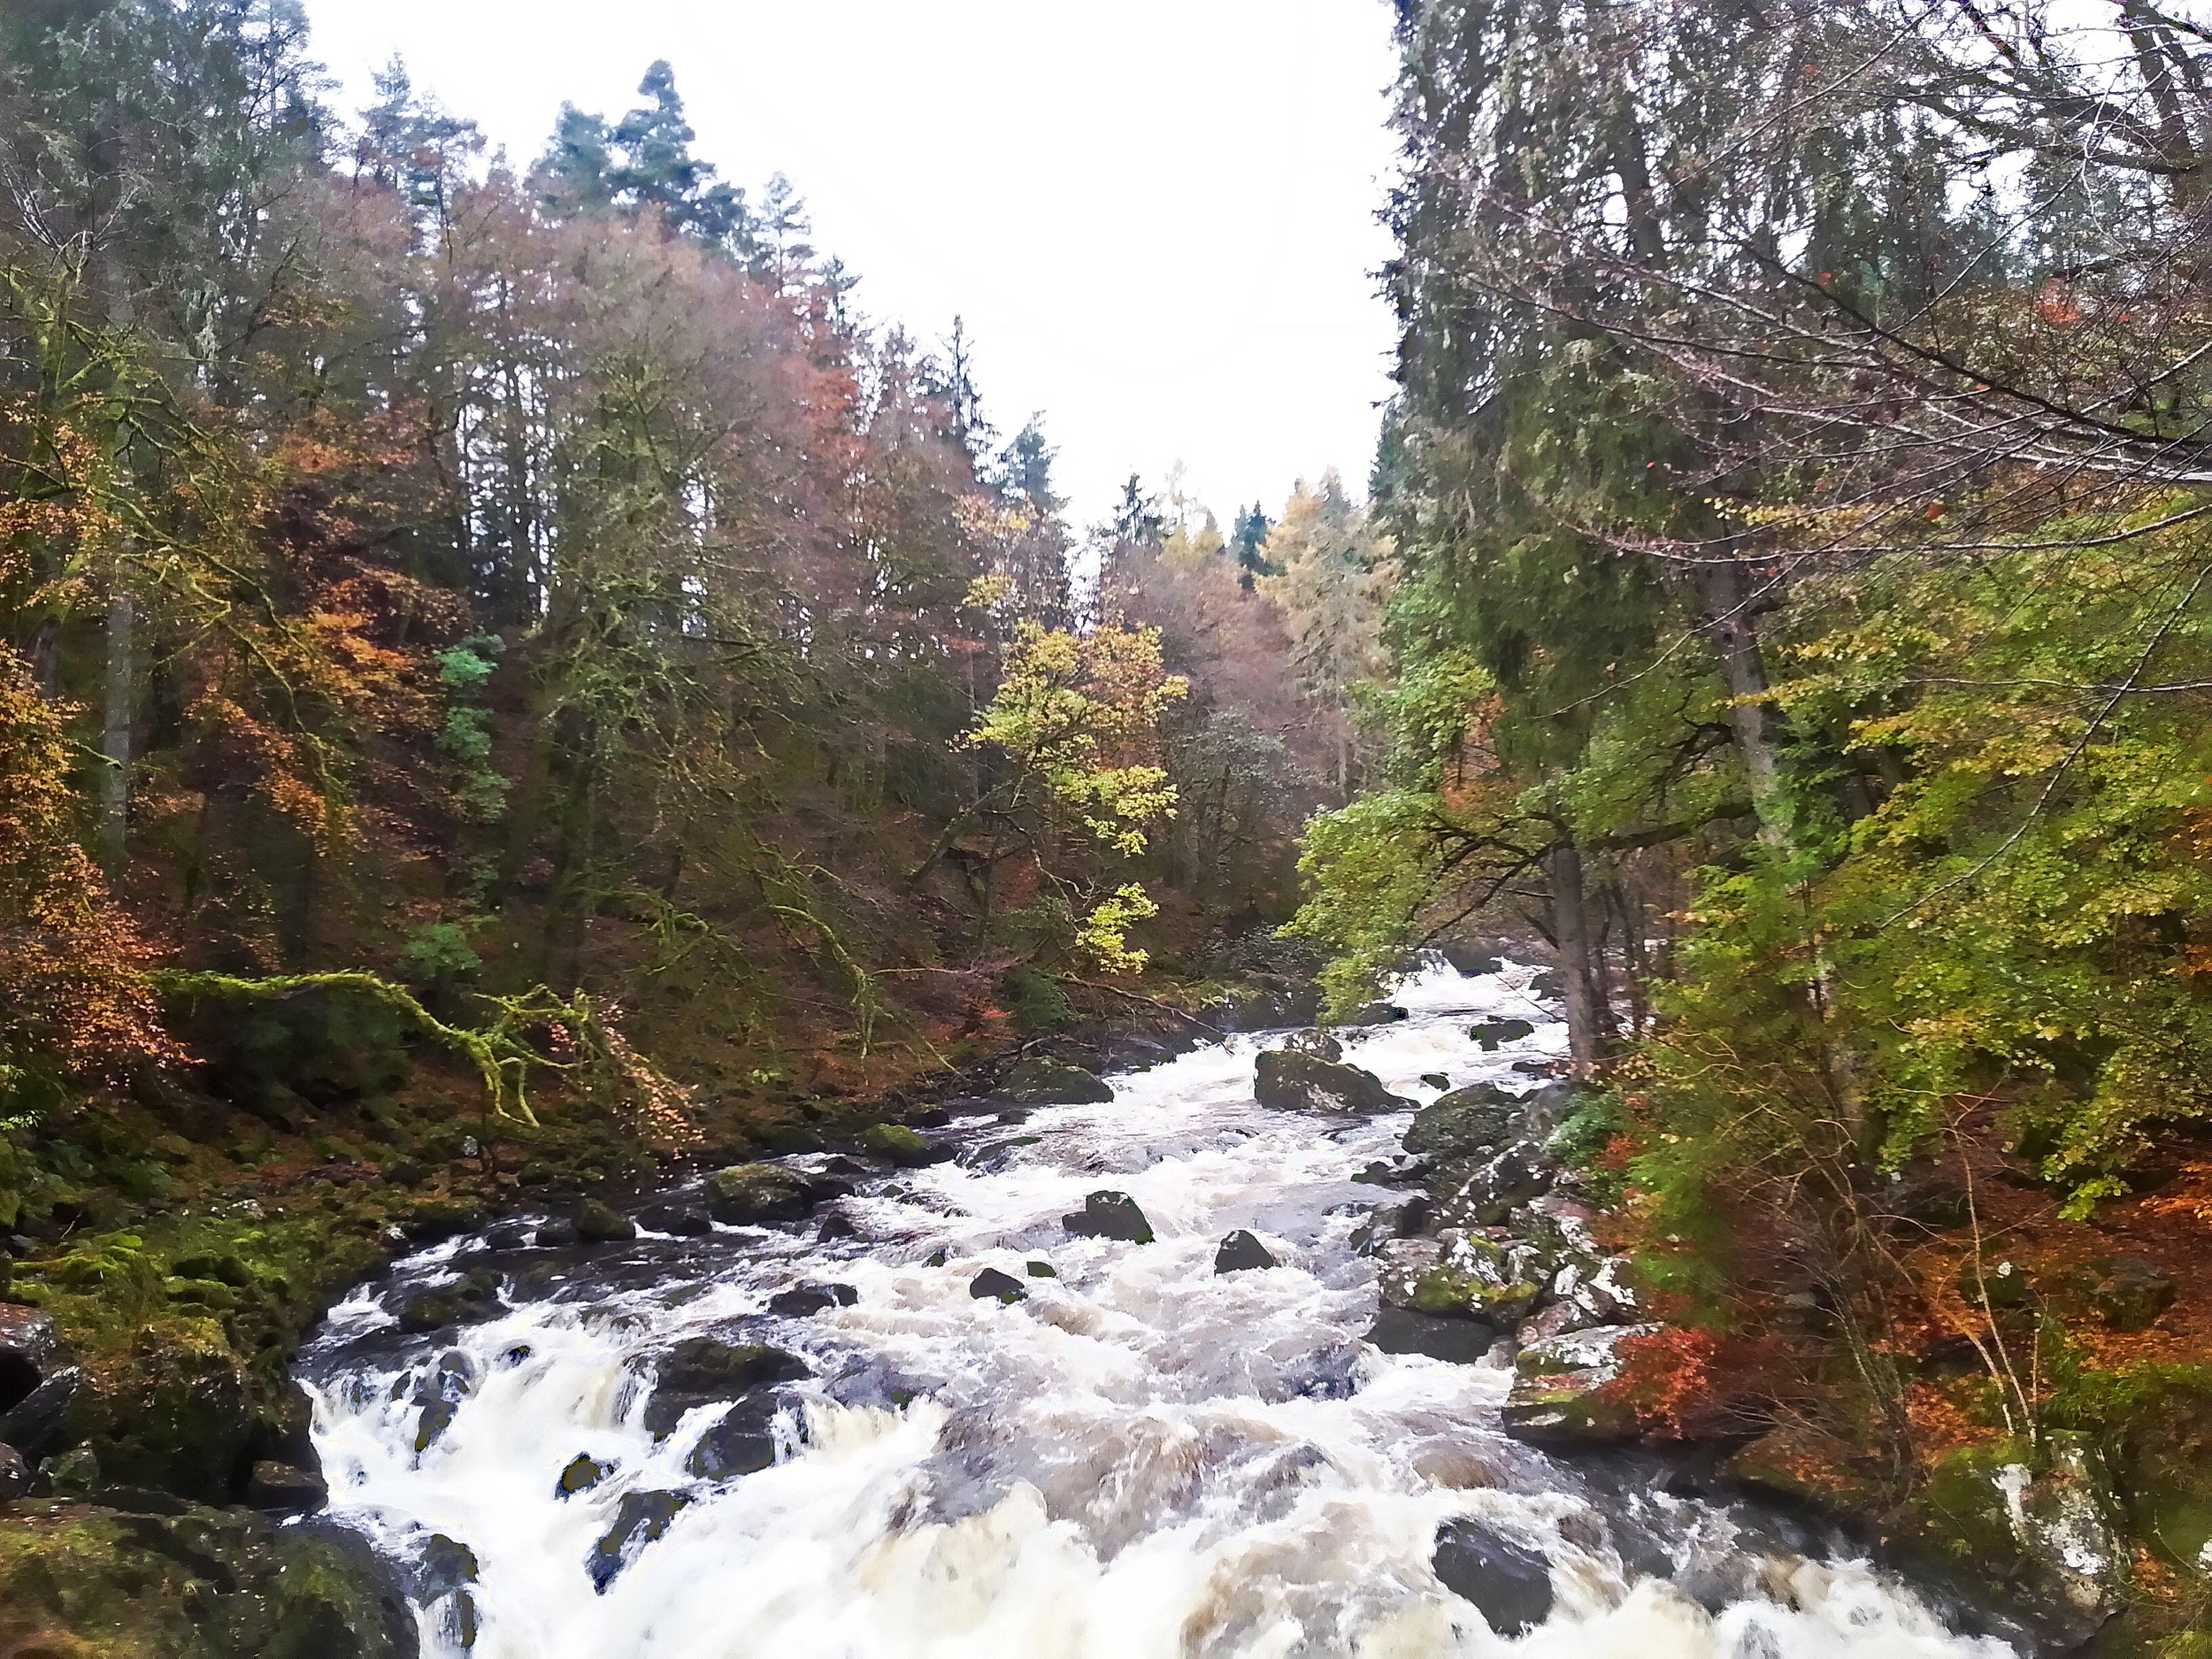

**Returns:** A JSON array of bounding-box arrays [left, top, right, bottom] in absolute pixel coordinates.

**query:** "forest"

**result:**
[[5, 0, 2212, 1655]]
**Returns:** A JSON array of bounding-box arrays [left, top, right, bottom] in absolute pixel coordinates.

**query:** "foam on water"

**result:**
[[301, 962, 2016, 1659]]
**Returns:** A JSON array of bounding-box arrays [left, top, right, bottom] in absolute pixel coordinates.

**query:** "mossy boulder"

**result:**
[[1253, 1051, 1408, 1115], [859, 1124, 935, 1167], [703, 1164, 813, 1226], [642, 1339, 809, 1437], [995, 1058, 1114, 1106], [1402, 1085, 1518, 1160], [0, 1502, 417, 1657]]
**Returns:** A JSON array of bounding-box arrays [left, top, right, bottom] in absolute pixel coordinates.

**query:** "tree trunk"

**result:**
[[1695, 561, 1786, 834], [100, 593, 133, 872], [1548, 841, 1603, 1074]]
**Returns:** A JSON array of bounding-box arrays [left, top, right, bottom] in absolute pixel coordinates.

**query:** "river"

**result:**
[[298, 961, 2018, 1658]]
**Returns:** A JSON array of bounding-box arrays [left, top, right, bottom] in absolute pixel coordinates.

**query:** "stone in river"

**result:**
[[588, 1490, 692, 1593], [1469, 1017, 1536, 1051], [1062, 1190, 1155, 1243], [703, 1164, 814, 1226], [1214, 1231, 1277, 1273], [969, 1267, 1028, 1303], [1253, 1050, 1409, 1115], [643, 1339, 810, 1437], [557, 1453, 613, 1497], [995, 1056, 1115, 1104], [1365, 1305, 1498, 1364], [572, 1200, 636, 1243], [1432, 1519, 1555, 1634], [860, 1123, 937, 1166], [768, 1283, 857, 1317], [686, 1393, 791, 1480], [247, 1459, 327, 1515]]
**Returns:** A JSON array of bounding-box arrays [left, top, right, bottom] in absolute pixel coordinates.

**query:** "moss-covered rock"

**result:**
[[1253, 1051, 1407, 1115], [858, 1124, 934, 1167], [0, 1501, 417, 1658], [703, 1164, 812, 1226], [994, 1058, 1114, 1105]]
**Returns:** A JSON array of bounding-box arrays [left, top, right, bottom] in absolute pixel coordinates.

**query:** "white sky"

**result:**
[[299, 1, 1405, 531]]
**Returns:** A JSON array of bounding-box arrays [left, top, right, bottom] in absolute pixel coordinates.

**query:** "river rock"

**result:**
[[1366, 1305, 1498, 1363], [0, 1442, 27, 1502], [412, 1349, 480, 1453], [860, 1123, 938, 1166], [1214, 1231, 1277, 1273], [639, 1204, 712, 1238], [1469, 1017, 1536, 1050], [0, 1366, 81, 1460], [589, 1489, 692, 1593], [1280, 1029, 1343, 1062], [970, 1267, 1029, 1303], [704, 1164, 815, 1226], [2081, 1256, 2175, 1330], [247, 1458, 328, 1515], [1254, 1050, 1409, 1115], [1439, 943, 1505, 976], [1432, 1519, 1555, 1634], [995, 1056, 1114, 1104], [686, 1390, 801, 1480], [0, 1305, 65, 1411], [645, 1339, 810, 1436], [1430, 1145, 1556, 1227], [1062, 1191, 1155, 1243], [1377, 1233, 1543, 1329], [1403, 1084, 1518, 1159], [768, 1282, 858, 1317], [1499, 1324, 1657, 1447], [572, 1200, 637, 1244], [558, 1453, 612, 1496], [396, 1267, 503, 1335]]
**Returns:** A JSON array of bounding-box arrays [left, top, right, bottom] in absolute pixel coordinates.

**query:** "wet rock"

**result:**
[[0, 1442, 27, 1502], [1062, 1190, 1155, 1244], [1440, 943, 1505, 977], [1378, 1233, 1542, 1329], [588, 1490, 692, 1593], [572, 1200, 636, 1244], [1469, 1017, 1536, 1050], [558, 1453, 613, 1496], [480, 1222, 535, 1253], [1214, 1231, 1277, 1273], [419, 1532, 478, 1599], [2081, 1256, 2175, 1330], [412, 1350, 480, 1453], [1367, 1305, 1499, 1363], [704, 1164, 815, 1226], [816, 1210, 859, 1242], [767, 1282, 858, 1317], [1025, 1261, 1057, 1278], [532, 1218, 580, 1247], [247, 1459, 327, 1515], [1348, 1002, 1411, 1025], [860, 1123, 937, 1166], [0, 1304, 65, 1415], [1527, 971, 1564, 999], [686, 1392, 797, 1479], [1419, 1072, 1450, 1090], [995, 1056, 1115, 1105], [1253, 1050, 1409, 1115], [1500, 1325, 1656, 1448], [0, 1366, 81, 1460], [1432, 1519, 1555, 1635], [639, 1205, 711, 1238], [970, 1267, 1029, 1303], [644, 1339, 810, 1437], [396, 1268, 502, 1335], [401, 1200, 486, 1243], [1280, 1029, 1343, 1062], [1431, 1145, 1556, 1227], [1403, 1084, 1517, 1160]]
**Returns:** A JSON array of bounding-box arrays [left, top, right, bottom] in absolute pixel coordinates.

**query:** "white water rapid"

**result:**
[[301, 962, 2020, 1659]]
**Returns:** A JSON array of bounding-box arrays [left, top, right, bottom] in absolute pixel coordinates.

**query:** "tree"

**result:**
[[1257, 472, 1390, 799]]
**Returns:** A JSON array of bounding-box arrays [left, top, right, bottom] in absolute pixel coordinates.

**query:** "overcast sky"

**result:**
[[299, 1, 1405, 530]]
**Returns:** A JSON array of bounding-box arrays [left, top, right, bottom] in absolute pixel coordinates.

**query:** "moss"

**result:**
[[0, 1502, 412, 1658]]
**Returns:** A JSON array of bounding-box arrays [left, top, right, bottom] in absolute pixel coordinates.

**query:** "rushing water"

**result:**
[[301, 963, 2019, 1659]]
